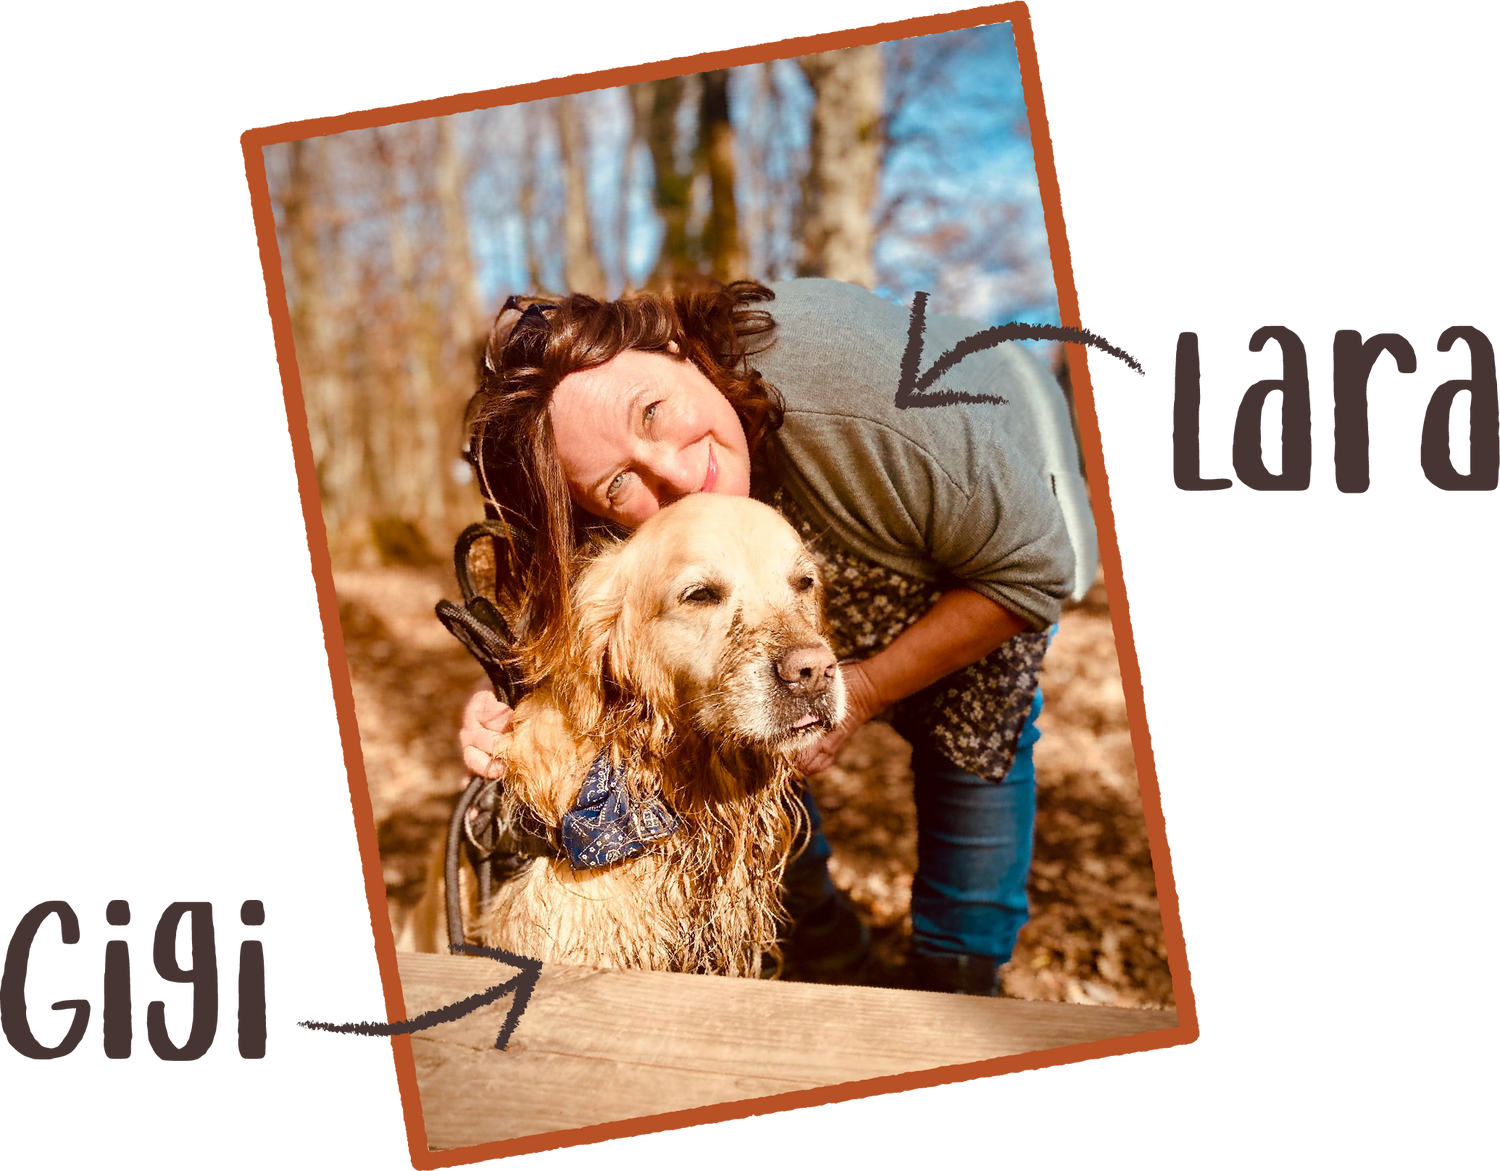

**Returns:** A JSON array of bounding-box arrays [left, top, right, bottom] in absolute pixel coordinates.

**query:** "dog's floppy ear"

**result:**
[[562, 533, 680, 751], [563, 542, 630, 731]]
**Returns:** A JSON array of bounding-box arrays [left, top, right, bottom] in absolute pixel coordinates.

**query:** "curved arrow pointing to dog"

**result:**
[[896, 290, 1145, 410], [298, 944, 541, 1052]]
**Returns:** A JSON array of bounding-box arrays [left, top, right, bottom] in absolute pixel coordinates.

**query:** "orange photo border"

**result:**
[[240, 4, 1197, 1164]]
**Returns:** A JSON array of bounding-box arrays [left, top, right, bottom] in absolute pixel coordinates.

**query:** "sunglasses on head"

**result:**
[[486, 294, 559, 373]]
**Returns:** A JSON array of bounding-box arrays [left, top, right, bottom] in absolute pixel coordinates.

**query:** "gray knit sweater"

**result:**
[[754, 279, 1096, 631]]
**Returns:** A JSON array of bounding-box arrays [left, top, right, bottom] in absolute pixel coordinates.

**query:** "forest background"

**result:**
[[265, 22, 1062, 566], [263, 20, 1172, 1006]]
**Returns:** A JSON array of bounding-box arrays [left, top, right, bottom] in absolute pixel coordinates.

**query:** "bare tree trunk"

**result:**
[[556, 94, 607, 297], [516, 115, 544, 291], [761, 62, 805, 280], [796, 46, 884, 286], [696, 69, 745, 283], [432, 116, 488, 545], [616, 92, 642, 293], [738, 64, 769, 279], [373, 127, 443, 552], [435, 118, 485, 348], [637, 77, 696, 284], [283, 137, 359, 555]]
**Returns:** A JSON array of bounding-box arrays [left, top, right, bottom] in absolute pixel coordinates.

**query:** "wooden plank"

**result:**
[[398, 951, 1177, 1150]]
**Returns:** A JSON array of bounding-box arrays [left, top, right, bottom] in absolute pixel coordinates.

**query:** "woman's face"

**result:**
[[549, 348, 752, 529]]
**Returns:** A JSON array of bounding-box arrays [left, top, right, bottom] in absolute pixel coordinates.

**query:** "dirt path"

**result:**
[[335, 565, 1173, 1009]]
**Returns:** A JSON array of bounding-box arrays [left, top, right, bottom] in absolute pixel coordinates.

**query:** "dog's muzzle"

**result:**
[[766, 641, 843, 738]]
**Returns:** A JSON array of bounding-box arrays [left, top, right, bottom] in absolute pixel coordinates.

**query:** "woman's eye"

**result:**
[[643, 401, 660, 427], [682, 585, 722, 605], [606, 471, 630, 500]]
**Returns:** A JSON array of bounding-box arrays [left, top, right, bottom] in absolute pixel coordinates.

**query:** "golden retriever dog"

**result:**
[[415, 493, 845, 977]]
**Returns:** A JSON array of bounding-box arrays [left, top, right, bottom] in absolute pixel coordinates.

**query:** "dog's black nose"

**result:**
[[775, 645, 837, 695]]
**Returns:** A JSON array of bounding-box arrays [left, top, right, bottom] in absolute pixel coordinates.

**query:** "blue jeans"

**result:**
[[784, 687, 1042, 964]]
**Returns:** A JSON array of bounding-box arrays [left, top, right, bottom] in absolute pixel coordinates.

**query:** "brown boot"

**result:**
[[903, 950, 1003, 996], [769, 888, 871, 982]]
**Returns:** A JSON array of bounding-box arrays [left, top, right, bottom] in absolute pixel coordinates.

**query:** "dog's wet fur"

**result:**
[[420, 495, 846, 976]]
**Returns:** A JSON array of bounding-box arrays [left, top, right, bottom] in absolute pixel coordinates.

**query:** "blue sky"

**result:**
[[457, 21, 1060, 336], [462, 20, 1062, 343]]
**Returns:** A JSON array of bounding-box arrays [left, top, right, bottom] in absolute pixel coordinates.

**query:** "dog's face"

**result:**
[[572, 494, 846, 753]]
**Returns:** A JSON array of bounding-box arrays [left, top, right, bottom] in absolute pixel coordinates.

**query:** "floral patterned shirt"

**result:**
[[770, 486, 1048, 782]]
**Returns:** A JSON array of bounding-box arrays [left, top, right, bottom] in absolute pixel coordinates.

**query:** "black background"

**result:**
[[8, 2, 1488, 1157]]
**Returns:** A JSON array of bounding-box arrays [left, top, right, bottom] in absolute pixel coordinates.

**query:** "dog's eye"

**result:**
[[793, 574, 816, 593], [682, 584, 722, 605]]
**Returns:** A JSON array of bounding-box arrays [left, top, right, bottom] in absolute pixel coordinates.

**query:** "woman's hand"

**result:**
[[460, 687, 514, 780], [796, 660, 884, 775]]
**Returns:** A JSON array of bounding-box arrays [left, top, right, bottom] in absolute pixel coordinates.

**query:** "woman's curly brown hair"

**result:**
[[463, 279, 783, 672]]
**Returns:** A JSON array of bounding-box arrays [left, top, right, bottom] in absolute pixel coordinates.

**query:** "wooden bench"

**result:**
[[395, 950, 1182, 1157]]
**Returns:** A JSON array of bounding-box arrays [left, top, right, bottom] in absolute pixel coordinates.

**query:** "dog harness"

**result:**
[[436, 522, 681, 949], [433, 521, 537, 946]]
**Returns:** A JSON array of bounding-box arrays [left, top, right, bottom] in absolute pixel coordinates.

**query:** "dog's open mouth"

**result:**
[[778, 703, 836, 742]]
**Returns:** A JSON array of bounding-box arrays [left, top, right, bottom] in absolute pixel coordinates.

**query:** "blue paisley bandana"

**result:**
[[560, 750, 680, 870]]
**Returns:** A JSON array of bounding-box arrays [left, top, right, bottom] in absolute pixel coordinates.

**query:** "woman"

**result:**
[[459, 277, 1097, 996]]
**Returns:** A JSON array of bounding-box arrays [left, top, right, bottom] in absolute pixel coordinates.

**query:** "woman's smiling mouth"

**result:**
[[701, 442, 719, 493]]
